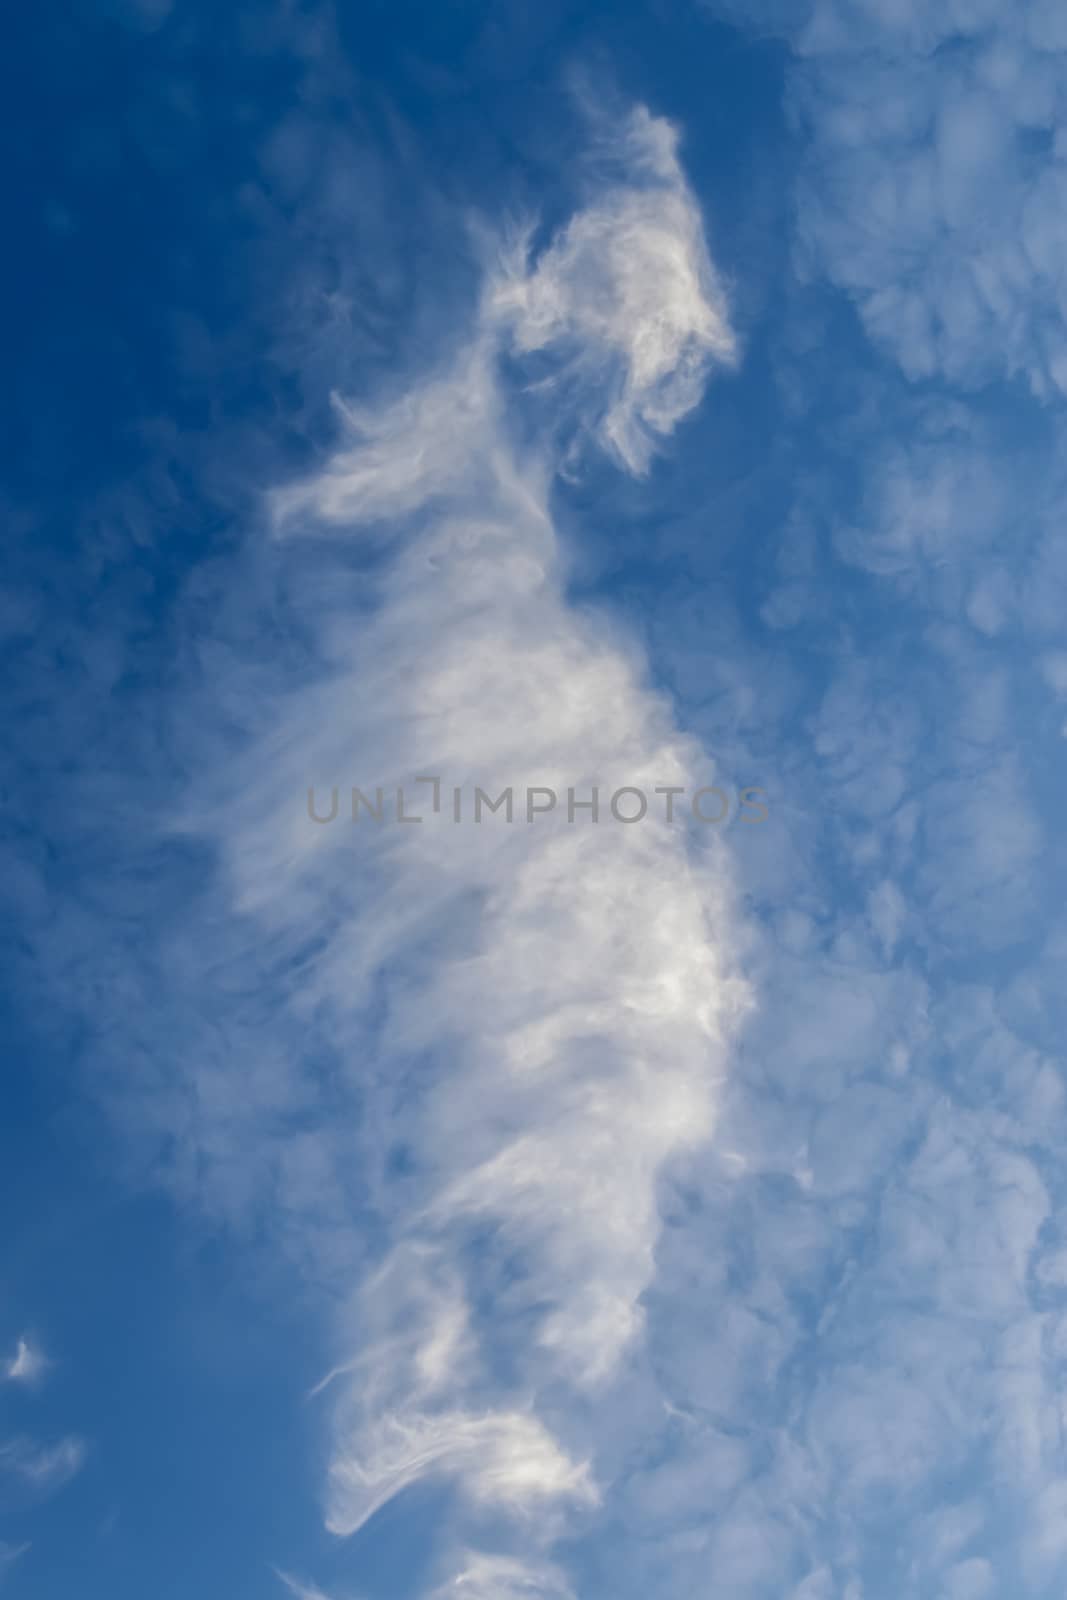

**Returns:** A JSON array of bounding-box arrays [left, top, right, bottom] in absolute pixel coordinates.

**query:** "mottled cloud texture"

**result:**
[[675, 1, 1067, 1594], [712, 0, 1067, 394]]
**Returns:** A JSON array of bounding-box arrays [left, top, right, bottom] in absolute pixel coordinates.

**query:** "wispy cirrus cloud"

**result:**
[[166, 96, 745, 1590], [0, 1332, 84, 1589], [2, 1338, 47, 1386], [430, 1552, 574, 1600], [275, 1569, 343, 1600], [0, 1543, 28, 1588], [0, 1434, 86, 1498], [489, 104, 736, 474], [12, 1, 1067, 1593]]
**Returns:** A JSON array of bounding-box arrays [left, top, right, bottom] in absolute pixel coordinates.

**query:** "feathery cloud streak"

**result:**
[[2, 1339, 46, 1386], [185, 102, 743, 1585]]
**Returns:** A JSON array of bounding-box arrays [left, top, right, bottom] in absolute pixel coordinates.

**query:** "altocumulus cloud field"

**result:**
[[4, 3, 1067, 1599]]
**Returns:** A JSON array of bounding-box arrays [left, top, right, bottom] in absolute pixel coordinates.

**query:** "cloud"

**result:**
[[431, 1552, 575, 1599], [154, 92, 747, 1577], [707, 0, 1067, 395], [327, 1410, 597, 1539], [12, 6, 1067, 1591], [78, 51, 1058, 1584], [2, 1339, 46, 1386], [488, 105, 736, 473], [275, 1571, 341, 1600], [0, 1435, 87, 1497], [0, 1544, 28, 1588]]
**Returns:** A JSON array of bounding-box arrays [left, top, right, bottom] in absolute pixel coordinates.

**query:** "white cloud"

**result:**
[[488, 104, 736, 472], [0, 1436, 87, 1496], [16, 7, 1067, 1593], [944, 1558, 996, 1600], [326, 1408, 597, 1538], [2, 1338, 46, 1386], [1041, 650, 1067, 697], [709, 0, 1067, 395], [274, 1571, 341, 1600], [168, 95, 746, 1569], [432, 1553, 574, 1600], [0, 1544, 28, 1586]]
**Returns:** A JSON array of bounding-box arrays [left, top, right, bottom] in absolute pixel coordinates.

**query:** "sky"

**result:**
[[3, 1, 1067, 1597]]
